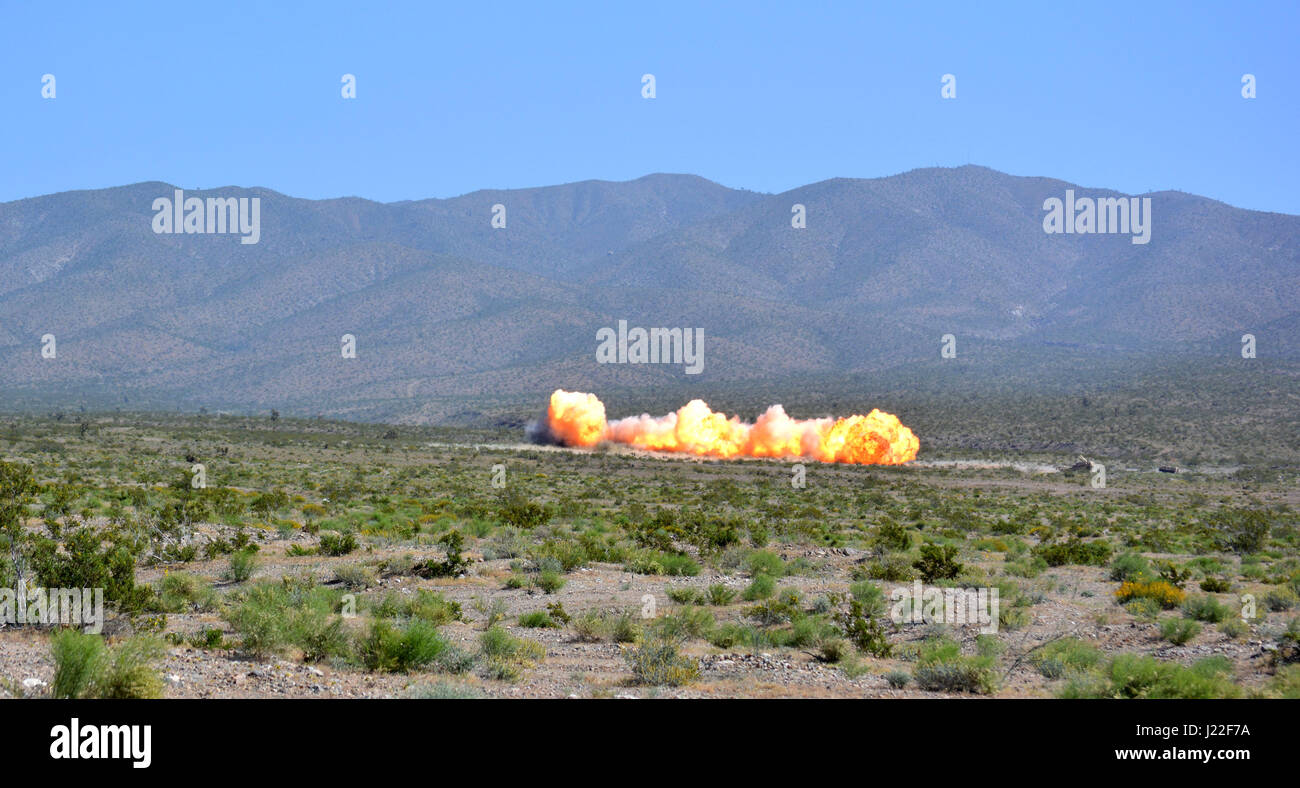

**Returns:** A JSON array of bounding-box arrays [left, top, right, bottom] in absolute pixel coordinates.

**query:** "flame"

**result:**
[[542, 389, 918, 465]]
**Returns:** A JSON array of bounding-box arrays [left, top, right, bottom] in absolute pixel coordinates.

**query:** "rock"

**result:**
[[22, 678, 47, 689]]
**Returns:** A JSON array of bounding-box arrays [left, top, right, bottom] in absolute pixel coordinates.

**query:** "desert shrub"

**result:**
[[156, 572, 217, 613], [655, 606, 715, 641], [741, 574, 776, 601], [1215, 509, 1270, 554], [537, 570, 566, 594], [1159, 617, 1201, 644], [51, 631, 163, 699], [1004, 556, 1047, 578], [225, 548, 258, 582], [746, 550, 785, 577], [25, 520, 153, 614], [1116, 580, 1185, 609], [358, 619, 449, 673], [666, 585, 702, 605], [414, 530, 472, 578], [1036, 538, 1111, 567], [834, 597, 893, 657], [1182, 595, 1231, 623], [405, 681, 486, 699], [333, 563, 377, 590], [224, 579, 348, 660], [913, 637, 997, 694], [96, 636, 165, 699], [1200, 576, 1233, 593], [1109, 552, 1151, 582], [574, 608, 641, 643], [1156, 561, 1193, 588], [708, 622, 758, 649], [1061, 654, 1240, 699], [873, 519, 912, 552], [319, 531, 357, 556], [624, 634, 699, 686], [885, 669, 910, 688], [786, 615, 836, 648], [849, 581, 888, 618], [818, 637, 849, 663], [50, 629, 108, 699], [1032, 637, 1102, 679], [518, 610, 557, 628], [1266, 665, 1300, 698], [1262, 586, 1299, 611], [1219, 618, 1250, 639], [372, 589, 463, 626], [623, 549, 700, 577], [999, 605, 1032, 631], [496, 489, 553, 529], [913, 543, 962, 582], [478, 626, 545, 681], [530, 538, 591, 572], [862, 554, 915, 581]]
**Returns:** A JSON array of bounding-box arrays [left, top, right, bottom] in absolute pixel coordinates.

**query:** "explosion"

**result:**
[[537, 389, 918, 465]]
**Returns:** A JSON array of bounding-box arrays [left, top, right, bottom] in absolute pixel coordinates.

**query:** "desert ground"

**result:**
[[1, 407, 1297, 700]]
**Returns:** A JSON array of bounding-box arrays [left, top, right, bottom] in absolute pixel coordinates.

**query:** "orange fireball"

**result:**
[[542, 390, 918, 465]]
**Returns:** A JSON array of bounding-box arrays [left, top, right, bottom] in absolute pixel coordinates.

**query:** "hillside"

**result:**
[[1, 166, 1296, 420]]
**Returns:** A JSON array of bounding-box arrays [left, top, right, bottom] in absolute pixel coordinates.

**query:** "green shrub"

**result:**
[[1182, 595, 1230, 623], [405, 681, 486, 699], [1200, 576, 1233, 593], [666, 585, 702, 605], [156, 572, 216, 613], [624, 635, 699, 687], [1159, 617, 1201, 644], [96, 636, 165, 699], [319, 531, 357, 556], [224, 579, 348, 660], [1032, 637, 1102, 679], [50, 631, 163, 699], [862, 553, 916, 581], [372, 589, 463, 626], [623, 550, 700, 577], [746, 550, 785, 578], [358, 619, 449, 673], [835, 597, 893, 657], [874, 519, 912, 552], [655, 606, 715, 641], [741, 574, 776, 601], [914, 543, 962, 582], [1262, 586, 1299, 611], [50, 629, 107, 699], [705, 584, 737, 606], [478, 626, 545, 681], [1219, 618, 1250, 639], [913, 638, 998, 694], [225, 548, 258, 582], [518, 610, 557, 628], [1110, 552, 1151, 582], [537, 570, 566, 594], [885, 669, 910, 689], [332, 563, 377, 590], [1061, 654, 1240, 699], [1036, 538, 1111, 567]]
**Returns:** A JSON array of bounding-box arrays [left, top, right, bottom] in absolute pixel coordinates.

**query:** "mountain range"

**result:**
[[1, 165, 1296, 422]]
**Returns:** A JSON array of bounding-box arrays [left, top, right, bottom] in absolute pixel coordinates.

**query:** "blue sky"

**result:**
[[2, 1, 1297, 212]]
